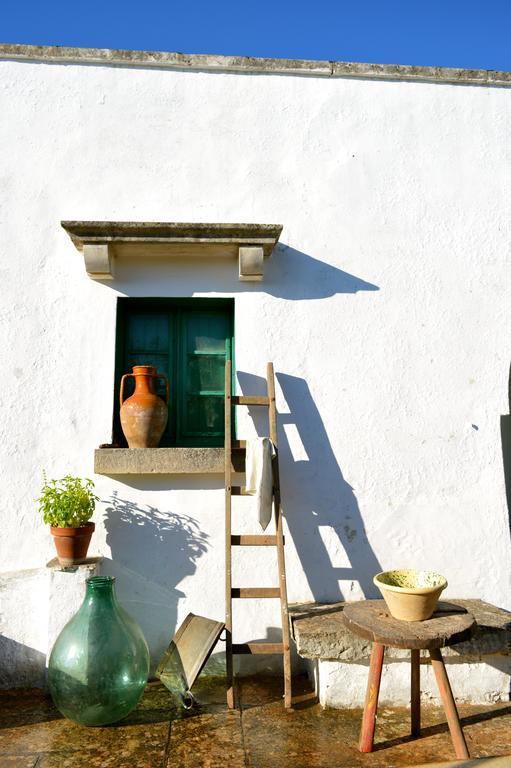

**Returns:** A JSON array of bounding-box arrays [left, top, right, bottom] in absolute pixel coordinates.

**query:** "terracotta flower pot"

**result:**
[[373, 569, 447, 622], [51, 522, 95, 567], [120, 365, 169, 448]]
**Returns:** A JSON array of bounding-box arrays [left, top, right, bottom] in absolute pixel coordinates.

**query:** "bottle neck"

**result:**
[[85, 576, 118, 607]]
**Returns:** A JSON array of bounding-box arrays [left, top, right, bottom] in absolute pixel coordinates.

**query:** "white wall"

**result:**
[[1, 58, 511, 672], [317, 658, 511, 708]]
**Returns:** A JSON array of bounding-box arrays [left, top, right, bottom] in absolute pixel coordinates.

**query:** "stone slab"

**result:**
[[0, 682, 171, 768], [94, 447, 245, 475], [1, 44, 511, 87], [45, 556, 102, 571], [1, 678, 511, 767], [290, 600, 511, 661], [61, 219, 283, 242], [411, 760, 511, 767]]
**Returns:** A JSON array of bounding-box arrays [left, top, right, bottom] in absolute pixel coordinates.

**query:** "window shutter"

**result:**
[[115, 299, 233, 447]]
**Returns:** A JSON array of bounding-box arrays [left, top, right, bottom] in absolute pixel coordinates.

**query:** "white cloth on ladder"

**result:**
[[245, 437, 276, 530]]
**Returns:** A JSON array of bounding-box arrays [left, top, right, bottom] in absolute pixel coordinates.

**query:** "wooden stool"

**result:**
[[343, 600, 476, 759]]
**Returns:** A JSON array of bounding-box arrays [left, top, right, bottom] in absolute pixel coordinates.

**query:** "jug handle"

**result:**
[[156, 374, 169, 405], [119, 374, 134, 408]]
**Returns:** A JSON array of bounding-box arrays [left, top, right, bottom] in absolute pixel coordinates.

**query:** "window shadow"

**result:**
[[101, 243, 379, 301], [262, 244, 380, 300], [236, 370, 382, 602], [102, 492, 209, 673]]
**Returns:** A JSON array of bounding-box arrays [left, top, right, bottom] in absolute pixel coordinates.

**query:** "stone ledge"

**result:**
[[61, 220, 282, 280], [0, 561, 101, 688], [94, 447, 245, 475], [290, 600, 511, 662], [1, 44, 511, 87]]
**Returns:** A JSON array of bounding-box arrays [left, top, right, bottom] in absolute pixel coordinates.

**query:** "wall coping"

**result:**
[[1, 43, 511, 87]]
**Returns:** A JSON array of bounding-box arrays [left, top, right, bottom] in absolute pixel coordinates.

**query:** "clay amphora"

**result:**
[[120, 365, 169, 448]]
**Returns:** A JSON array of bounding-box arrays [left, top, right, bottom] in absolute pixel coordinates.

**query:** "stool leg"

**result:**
[[411, 649, 420, 737], [429, 648, 470, 759], [359, 642, 385, 753]]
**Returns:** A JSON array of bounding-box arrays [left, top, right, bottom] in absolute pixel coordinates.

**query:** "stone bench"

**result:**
[[290, 600, 511, 708]]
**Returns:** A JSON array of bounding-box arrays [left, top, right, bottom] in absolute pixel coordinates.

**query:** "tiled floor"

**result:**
[[1, 676, 511, 767]]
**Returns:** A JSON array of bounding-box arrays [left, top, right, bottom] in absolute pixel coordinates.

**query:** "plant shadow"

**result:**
[[102, 492, 209, 673]]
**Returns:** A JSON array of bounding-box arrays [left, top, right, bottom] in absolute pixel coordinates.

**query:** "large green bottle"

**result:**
[[48, 576, 150, 726]]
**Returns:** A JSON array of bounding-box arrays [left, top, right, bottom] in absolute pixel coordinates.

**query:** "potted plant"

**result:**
[[39, 473, 98, 567]]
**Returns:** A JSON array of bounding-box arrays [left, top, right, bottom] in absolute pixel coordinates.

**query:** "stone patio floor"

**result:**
[[1, 675, 511, 767]]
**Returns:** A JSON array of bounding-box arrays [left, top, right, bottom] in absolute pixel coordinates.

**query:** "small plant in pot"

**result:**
[[39, 474, 98, 567]]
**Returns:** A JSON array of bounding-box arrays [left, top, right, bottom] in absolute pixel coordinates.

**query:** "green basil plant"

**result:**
[[38, 473, 99, 528]]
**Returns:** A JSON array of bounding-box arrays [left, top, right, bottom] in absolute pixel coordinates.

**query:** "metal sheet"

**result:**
[[156, 613, 225, 706]]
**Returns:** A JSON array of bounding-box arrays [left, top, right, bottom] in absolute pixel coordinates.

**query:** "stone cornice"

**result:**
[[61, 220, 283, 281], [1, 43, 511, 87]]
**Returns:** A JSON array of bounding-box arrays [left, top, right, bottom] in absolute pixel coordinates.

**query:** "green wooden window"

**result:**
[[114, 298, 234, 447]]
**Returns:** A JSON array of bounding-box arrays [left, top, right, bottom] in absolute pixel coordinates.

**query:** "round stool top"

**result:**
[[343, 600, 476, 650]]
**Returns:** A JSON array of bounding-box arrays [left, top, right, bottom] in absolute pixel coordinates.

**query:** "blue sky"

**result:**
[[2, 0, 511, 72]]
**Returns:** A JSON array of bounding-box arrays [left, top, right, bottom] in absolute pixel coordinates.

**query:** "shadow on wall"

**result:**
[[500, 363, 511, 540], [102, 243, 379, 300], [237, 371, 382, 602], [0, 636, 47, 690], [263, 244, 379, 300], [102, 492, 209, 671]]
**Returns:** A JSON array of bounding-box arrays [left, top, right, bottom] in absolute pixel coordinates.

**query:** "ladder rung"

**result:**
[[232, 395, 270, 406], [231, 588, 280, 598], [231, 535, 283, 546], [232, 643, 284, 655], [231, 485, 250, 496], [231, 485, 276, 497]]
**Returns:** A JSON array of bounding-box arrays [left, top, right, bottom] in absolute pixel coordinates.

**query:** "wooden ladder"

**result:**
[[224, 360, 292, 709]]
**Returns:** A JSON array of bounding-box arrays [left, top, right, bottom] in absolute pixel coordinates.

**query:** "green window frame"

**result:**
[[113, 298, 235, 447]]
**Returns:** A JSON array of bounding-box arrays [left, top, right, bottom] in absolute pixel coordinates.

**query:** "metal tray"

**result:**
[[156, 613, 225, 707]]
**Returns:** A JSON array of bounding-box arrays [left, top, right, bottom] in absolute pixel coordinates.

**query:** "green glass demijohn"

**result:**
[[48, 576, 150, 726]]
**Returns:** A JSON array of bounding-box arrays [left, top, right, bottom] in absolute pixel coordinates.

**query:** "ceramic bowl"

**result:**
[[373, 569, 448, 622]]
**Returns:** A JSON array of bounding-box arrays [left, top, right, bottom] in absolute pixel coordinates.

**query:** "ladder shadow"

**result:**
[[237, 370, 382, 602]]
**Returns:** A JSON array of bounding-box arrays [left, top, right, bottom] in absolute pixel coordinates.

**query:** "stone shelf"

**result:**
[[94, 447, 245, 475], [61, 220, 283, 281], [46, 556, 103, 572]]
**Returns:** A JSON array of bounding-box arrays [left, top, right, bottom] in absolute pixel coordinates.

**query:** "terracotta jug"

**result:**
[[120, 365, 169, 448]]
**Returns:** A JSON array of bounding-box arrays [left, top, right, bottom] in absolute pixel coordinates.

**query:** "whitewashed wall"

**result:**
[[1, 57, 511, 678]]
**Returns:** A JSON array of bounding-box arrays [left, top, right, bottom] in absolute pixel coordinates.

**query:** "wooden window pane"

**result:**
[[183, 395, 224, 435], [126, 313, 169, 353], [179, 311, 231, 443], [185, 314, 229, 353], [187, 354, 225, 394]]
